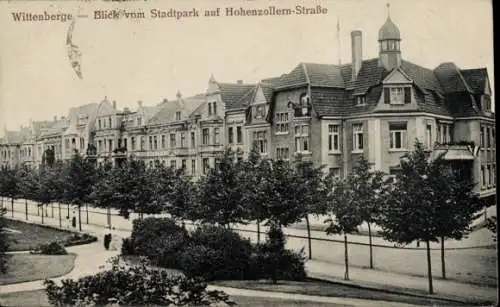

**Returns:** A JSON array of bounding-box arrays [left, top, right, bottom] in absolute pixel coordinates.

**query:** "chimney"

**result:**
[[53, 116, 57, 121], [351, 30, 363, 81], [162, 98, 168, 103], [176, 91, 182, 99], [137, 100, 143, 107], [112, 100, 117, 109], [237, 80, 243, 84]]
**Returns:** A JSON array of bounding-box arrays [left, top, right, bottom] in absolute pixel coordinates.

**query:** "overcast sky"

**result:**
[[0, 0, 494, 133]]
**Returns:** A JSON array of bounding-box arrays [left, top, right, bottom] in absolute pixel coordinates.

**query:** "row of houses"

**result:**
[[0, 15, 496, 202]]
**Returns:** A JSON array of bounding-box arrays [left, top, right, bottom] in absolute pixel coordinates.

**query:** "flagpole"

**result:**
[[337, 18, 341, 65]]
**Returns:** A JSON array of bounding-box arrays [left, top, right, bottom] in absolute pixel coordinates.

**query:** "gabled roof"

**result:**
[[150, 94, 205, 125], [67, 103, 99, 121], [460, 68, 488, 94], [38, 118, 69, 138], [351, 58, 389, 95], [218, 83, 256, 108], [433, 62, 471, 94]]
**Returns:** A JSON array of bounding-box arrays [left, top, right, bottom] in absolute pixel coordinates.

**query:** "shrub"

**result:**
[[121, 237, 134, 255], [252, 226, 306, 282], [126, 217, 190, 268], [179, 225, 253, 280], [44, 257, 235, 306], [32, 242, 68, 255], [63, 233, 97, 247]]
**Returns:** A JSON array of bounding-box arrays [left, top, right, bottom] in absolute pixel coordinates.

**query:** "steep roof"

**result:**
[[460, 68, 488, 94], [150, 94, 205, 125], [218, 83, 256, 108]]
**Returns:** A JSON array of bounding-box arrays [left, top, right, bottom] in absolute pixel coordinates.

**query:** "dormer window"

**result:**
[[137, 117, 142, 126], [175, 111, 181, 121], [356, 96, 366, 106], [213, 102, 217, 115], [482, 95, 492, 112], [254, 105, 265, 120], [384, 86, 411, 105], [293, 93, 312, 117]]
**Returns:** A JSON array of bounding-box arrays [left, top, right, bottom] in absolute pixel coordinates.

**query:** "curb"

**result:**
[[306, 276, 494, 306]]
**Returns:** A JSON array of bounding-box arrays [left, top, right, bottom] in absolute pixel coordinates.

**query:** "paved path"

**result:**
[[7, 200, 496, 250], [2, 209, 498, 306], [2, 215, 424, 307]]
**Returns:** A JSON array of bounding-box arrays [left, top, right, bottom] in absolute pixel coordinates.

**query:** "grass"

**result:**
[[0, 290, 353, 307], [0, 254, 76, 285], [212, 279, 481, 306], [4, 219, 74, 251]]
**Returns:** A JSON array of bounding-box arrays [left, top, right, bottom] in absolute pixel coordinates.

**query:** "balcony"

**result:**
[[430, 142, 478, 161]]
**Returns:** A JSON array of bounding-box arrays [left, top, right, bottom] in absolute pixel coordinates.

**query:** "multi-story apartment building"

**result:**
[[0, 15, 495, 204]]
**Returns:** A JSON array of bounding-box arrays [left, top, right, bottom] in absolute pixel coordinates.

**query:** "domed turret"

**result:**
[[378, 5, 402, 70], [378, 17, 400, 41]]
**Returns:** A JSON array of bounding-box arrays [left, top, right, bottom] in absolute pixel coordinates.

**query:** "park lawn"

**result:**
[[212, 280, 477, 306], [5, 219, 73, 251], [0, 254, 76, 285], [0, 290, 352, 307]]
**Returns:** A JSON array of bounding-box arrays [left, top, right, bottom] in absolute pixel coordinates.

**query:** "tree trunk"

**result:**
[[426, 240, 434, 294], [51, 203, 54, 218], [107, 205, 111, 229], [344, 233, 349, 280], [78, 206, 82, 231], [67, 203, 70, 219], [441, 235, 446, 279], [58, 203, 62, 228], [11, 198, 14, 218], [306, 215, 312, 260], [41, 204, 44, 224], [86, 203, 89, 224], [25, 199, 28, 220], [368, 223, 374, 269], [256, 219, 261, 244]]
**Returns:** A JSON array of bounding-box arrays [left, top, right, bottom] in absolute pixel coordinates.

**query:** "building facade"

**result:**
[[0, 15, 495, 202]]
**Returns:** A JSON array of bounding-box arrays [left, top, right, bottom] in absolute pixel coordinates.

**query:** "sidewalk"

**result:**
[[1, 213, 425, 307], [9, 199, 496, 250], [3, 211, 497, 305]]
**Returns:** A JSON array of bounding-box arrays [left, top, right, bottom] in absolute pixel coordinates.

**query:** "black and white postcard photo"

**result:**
[[0, 0, 496, 306]]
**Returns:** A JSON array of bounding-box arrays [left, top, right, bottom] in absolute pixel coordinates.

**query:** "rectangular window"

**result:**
[[202, 158, 209, 174], [426, 124, 432, 149], [353, 123, 364, 151], [170, 160, 176, 169], [191, 132, 196, 147], [161, 135, 166, 149], [98, 119, 102, 129], [98, 140, 102, 152], [253, 131, 268, 154], [481, 165, 485, 187], [236, 126, 243, 144], [176, 111, 181, 121], [108, 140, 113, 152], [153, 136, 158, 150], [486, 127, 491, 148], [328, 125, 340, 152], [123, 138, 128, 150], [149, 136, 153, 150], [487, 165, 491, 186], [493, 164, 496, 186], [137, 117, 142, 126], [118, 139, 122, 148], [191, 159, 196, 175], [131, 137, 135, 150], [103, 118, 107, 128], [390, 87, 404, 104], [108, 117, 112, 128], [480, 126, 485, 147], [170, 133, 176, 148], [275, 112, 289, 133], [213, 102, 217, 115], [214, 128, 220, 145], [404, 87, 411, 103], [384, 88, 390, 104], [140, 137, 145, 150], [492, 128, 496, 148], [276, 147, 290, 161], [181, 159, 187, 170], [294, 125, 310, 153], [228, 127, 234, 144], [202, 128, 210, 145], [180, 133, 186, 148], [356, 96, 366, 106], [208, 103, 212, 115], [436, 125, 441, 143], [389, 122, 408, 150]]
